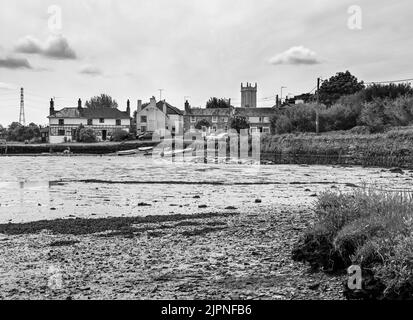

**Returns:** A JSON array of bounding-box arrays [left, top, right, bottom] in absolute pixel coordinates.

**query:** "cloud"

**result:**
[[0, 56, 32, 69], [269, 46, 321, 65], [79, 65, 103, 76], [15, 35, 77, 60], [0, 82, 17, 90]]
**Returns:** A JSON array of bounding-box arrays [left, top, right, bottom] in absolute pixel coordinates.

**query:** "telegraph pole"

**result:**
[[316, 78, 321, 135], [19, 87, 25, 125]]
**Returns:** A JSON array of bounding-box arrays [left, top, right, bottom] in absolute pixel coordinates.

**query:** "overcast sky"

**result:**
[[1, 0, 412, 126]]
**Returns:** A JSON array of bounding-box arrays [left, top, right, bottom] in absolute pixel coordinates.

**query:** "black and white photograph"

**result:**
[[1, 0, 413, 309]]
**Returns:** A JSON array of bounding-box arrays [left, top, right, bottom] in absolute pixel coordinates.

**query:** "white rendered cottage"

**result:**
[[48, 98, 132, 143], [136, 97, 183, 137]]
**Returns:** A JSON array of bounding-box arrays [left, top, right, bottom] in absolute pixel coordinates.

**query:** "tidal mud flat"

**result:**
[[1, 156, 412, 299], [0, 206, 345, 300]]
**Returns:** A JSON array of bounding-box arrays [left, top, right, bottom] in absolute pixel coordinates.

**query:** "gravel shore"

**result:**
[[0, 205, 344, 300]]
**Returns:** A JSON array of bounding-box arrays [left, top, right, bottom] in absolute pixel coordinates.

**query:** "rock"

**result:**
[[225, 206, 237, 210], [308, 283, 320, 290], [389, 167, 404, 174], [137, 202, 151, 207], [304, 189, 311, 192], [198, 205, 208, 208], [310, 194, 318, 197], [50, 207, 57, 211], [193, 195, 201, 199], [255, 199, 262, 203]]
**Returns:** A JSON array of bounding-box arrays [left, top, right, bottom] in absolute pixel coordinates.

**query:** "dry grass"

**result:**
[[292, 187, 413, 299]]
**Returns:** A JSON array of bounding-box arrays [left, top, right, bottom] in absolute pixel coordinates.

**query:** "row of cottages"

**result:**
[[183, 102, 275, 134], [48, 98, 132, 143], [134, 97, 276, 136]]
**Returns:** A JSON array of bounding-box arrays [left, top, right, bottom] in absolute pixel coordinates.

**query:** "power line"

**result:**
[[365, 78, 413, 85]]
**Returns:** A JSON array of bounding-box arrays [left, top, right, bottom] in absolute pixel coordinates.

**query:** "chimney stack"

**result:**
[[49, 98, 55, 116], [184, 100, 190, 113], [126, 99, 131, 116], [137, 100, 142, 113], [78, 98, 82, 110]]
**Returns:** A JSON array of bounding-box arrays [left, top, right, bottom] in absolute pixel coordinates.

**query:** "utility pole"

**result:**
[[280, 86, 287, 104], [19, 87, 25, 125], [316, 78, 321, 135], [158, 89, 164, 101]]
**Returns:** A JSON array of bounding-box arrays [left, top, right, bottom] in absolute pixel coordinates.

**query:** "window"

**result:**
[[141, 126, 147, 132], [87, 119, 93, 125], [212, 116, 218, 123], [58, 130, 65, 136], [250, 127, 258, 133], [116, 119, 121, 126], [190, 116, 196, 123], [259, 117, 264, 123], [223, 117, 229, 122], [58, 119, 64, 125], [263, 127, 270, 133], [99, 118, 105, 123], [141, 116, 147, 123]]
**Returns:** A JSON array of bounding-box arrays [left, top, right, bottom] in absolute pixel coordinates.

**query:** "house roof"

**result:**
[[49, 106, 131, 119], [186, 108, 232, 116], [234, 107, 276, 117], [141, 101, 183, 115]]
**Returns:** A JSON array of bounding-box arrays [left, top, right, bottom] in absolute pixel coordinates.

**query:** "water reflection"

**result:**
[[0, 156, 411, 224]]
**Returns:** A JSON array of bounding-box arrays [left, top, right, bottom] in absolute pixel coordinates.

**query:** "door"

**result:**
[[102, 130, 107, 141]]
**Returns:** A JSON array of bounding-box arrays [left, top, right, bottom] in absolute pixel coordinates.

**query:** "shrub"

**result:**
[[111, 129, 129, 142], [292, 187, 413, 299], [282, 103, 317, 132], [272, 115, 293, 134], [359, 99, 389, 132], [78, 128, 97, 143], [384, 95, 413, 126], [321, 103, 360, 131]]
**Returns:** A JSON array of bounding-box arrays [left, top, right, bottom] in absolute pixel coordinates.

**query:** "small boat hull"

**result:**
[[117, 149, 137, 156]]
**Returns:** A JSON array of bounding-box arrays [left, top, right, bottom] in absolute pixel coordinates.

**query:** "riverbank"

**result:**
[[260, 128, 413, 168], [0, 141, 158, 155], [0, 206, 344, 300]]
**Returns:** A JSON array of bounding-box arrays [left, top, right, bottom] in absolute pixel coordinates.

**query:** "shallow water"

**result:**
[[0, 155, 412, 223]]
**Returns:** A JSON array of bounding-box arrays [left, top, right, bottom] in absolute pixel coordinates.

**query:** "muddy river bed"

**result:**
[[0, 156, 412, 299]]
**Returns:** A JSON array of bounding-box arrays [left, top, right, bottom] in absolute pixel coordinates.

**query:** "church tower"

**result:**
[[241, 82, 257, 108]]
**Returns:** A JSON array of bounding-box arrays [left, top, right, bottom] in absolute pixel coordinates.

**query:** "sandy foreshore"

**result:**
[[0, 204, 344, 300]]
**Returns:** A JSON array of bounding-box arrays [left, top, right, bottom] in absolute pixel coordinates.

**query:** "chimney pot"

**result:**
[[78, 99, 82, 109], [126, 99, 131, 115], [49, 98, 55, 116]]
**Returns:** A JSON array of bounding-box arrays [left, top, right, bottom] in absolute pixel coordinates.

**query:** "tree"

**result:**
[[195, 119, 211, 130], [363, 83, 413, 102], [271, 115, 293, 134], [78, 128, 97, 143], [111, 129, 129, 141], [319, 71, 365, 106], [206, 97, 231, 109], [85, 94, 118, 109], [230, 116, 250, 133], [6, 122, 40, 142], [74, 124, 84, 142]]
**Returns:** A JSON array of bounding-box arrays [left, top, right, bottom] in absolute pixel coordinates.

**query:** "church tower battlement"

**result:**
[[241, 82, 257, 108]]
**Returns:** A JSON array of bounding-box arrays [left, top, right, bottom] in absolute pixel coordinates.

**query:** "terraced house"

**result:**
[[233, 107, 275, 134], [184, 100, 231, 133], [48, 98, 132, 143]]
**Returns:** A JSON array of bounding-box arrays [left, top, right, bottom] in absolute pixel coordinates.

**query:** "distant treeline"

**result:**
[[272, 72, 413, 134]]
